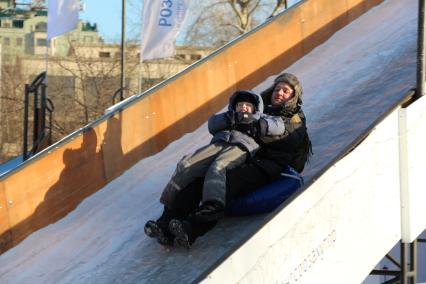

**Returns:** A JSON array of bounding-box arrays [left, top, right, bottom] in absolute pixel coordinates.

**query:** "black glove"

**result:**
[[235, 117, 268, 138], [234, 112, 257, 124], [225, 110, 236, 128], [257, 118, 268, 137]]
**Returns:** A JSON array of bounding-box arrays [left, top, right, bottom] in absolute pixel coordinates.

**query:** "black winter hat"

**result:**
[[231, 90, 259, 112]]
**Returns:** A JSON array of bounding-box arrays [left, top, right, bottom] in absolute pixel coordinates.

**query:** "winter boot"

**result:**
[[144, 220, 174, 246], [194, 201, 225, 222], [144, 206, 177, 246], [168, 219, 195, 249]]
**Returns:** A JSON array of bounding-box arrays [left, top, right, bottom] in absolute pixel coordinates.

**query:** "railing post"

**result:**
[[400, 241, 417, 284], [22, 72, 53, 160], [41, 83, 46, 134], [410, 240, 417, 283], [120, 0, 126, 101], [33, 87, 39, 148], [23, 84, 29, 161]]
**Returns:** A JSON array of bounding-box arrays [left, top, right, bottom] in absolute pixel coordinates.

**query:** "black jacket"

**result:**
[[255, 107, 310, 175], [255, 72, 311, 175]]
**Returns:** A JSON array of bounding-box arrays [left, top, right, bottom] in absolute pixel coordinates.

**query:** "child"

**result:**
[[145, 90, 285, 247]]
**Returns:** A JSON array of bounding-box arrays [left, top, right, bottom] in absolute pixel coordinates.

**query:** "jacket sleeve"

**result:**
[[208, 112, 231, 135], [260, 114, 285, 136]]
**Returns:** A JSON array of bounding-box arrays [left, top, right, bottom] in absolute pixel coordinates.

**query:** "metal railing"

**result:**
[[112, 86, 127, 104], [23, 72, 54, 161], [369, 238, 426, 284]]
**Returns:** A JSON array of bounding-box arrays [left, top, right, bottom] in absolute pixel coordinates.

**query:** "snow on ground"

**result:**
[[0, 0, 418, 283]]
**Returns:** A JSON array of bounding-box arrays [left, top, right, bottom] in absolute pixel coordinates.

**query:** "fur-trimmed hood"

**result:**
[[260, 73, 303, 117]]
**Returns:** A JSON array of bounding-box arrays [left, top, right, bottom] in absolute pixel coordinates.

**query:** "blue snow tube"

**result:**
[[225, 166, 303, 216]]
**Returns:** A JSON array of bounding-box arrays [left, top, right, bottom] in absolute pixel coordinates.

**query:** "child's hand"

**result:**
[[234, 114, 267, 138], [225, 110, 236, 127], [235, 112, 257, 124]]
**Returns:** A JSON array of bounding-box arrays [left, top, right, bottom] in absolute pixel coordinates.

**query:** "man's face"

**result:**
[[235, 101, 254, 113], [271, 82, 294, 106]]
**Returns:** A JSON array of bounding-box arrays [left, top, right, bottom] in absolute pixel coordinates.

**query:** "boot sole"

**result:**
[[169, 219, 191, 249], [144, 220, 173, 246]]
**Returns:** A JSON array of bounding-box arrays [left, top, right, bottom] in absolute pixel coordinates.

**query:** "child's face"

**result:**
[[236, 101, 254, 113]]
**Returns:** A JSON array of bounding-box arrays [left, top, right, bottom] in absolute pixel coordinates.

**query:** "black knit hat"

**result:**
[[231, 90, 260, 112]]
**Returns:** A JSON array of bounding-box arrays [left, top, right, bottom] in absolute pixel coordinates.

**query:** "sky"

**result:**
[[79, 0, 197, 43], [80, 0, 141, 42], [78, 0, 302, 43], [13, 0, 179, 42], [16, 0, 302, 43]]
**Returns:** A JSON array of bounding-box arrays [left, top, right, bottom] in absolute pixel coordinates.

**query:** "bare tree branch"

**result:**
[[248, 0, 262, 15], [185, 0, 288, 46], [270, 0, 288, 17]]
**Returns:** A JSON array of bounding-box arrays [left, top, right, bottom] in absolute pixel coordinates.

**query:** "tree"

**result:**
[[229, 0, 262, 34], [185, 0, 290, 47], [270, 0, 288, 17], [0, 42, 137, 161], [47, 41, 142, 136], [0, 63, 27, 161], [0, 42, 206, 162]]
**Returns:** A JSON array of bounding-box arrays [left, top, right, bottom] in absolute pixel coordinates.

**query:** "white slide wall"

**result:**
[[365, 95, 426, 284], [400, 96, 426, 243]]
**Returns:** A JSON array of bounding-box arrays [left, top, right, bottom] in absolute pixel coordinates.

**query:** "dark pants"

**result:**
[[160, 143, 248, 207], [160, 160, 274, 240]]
